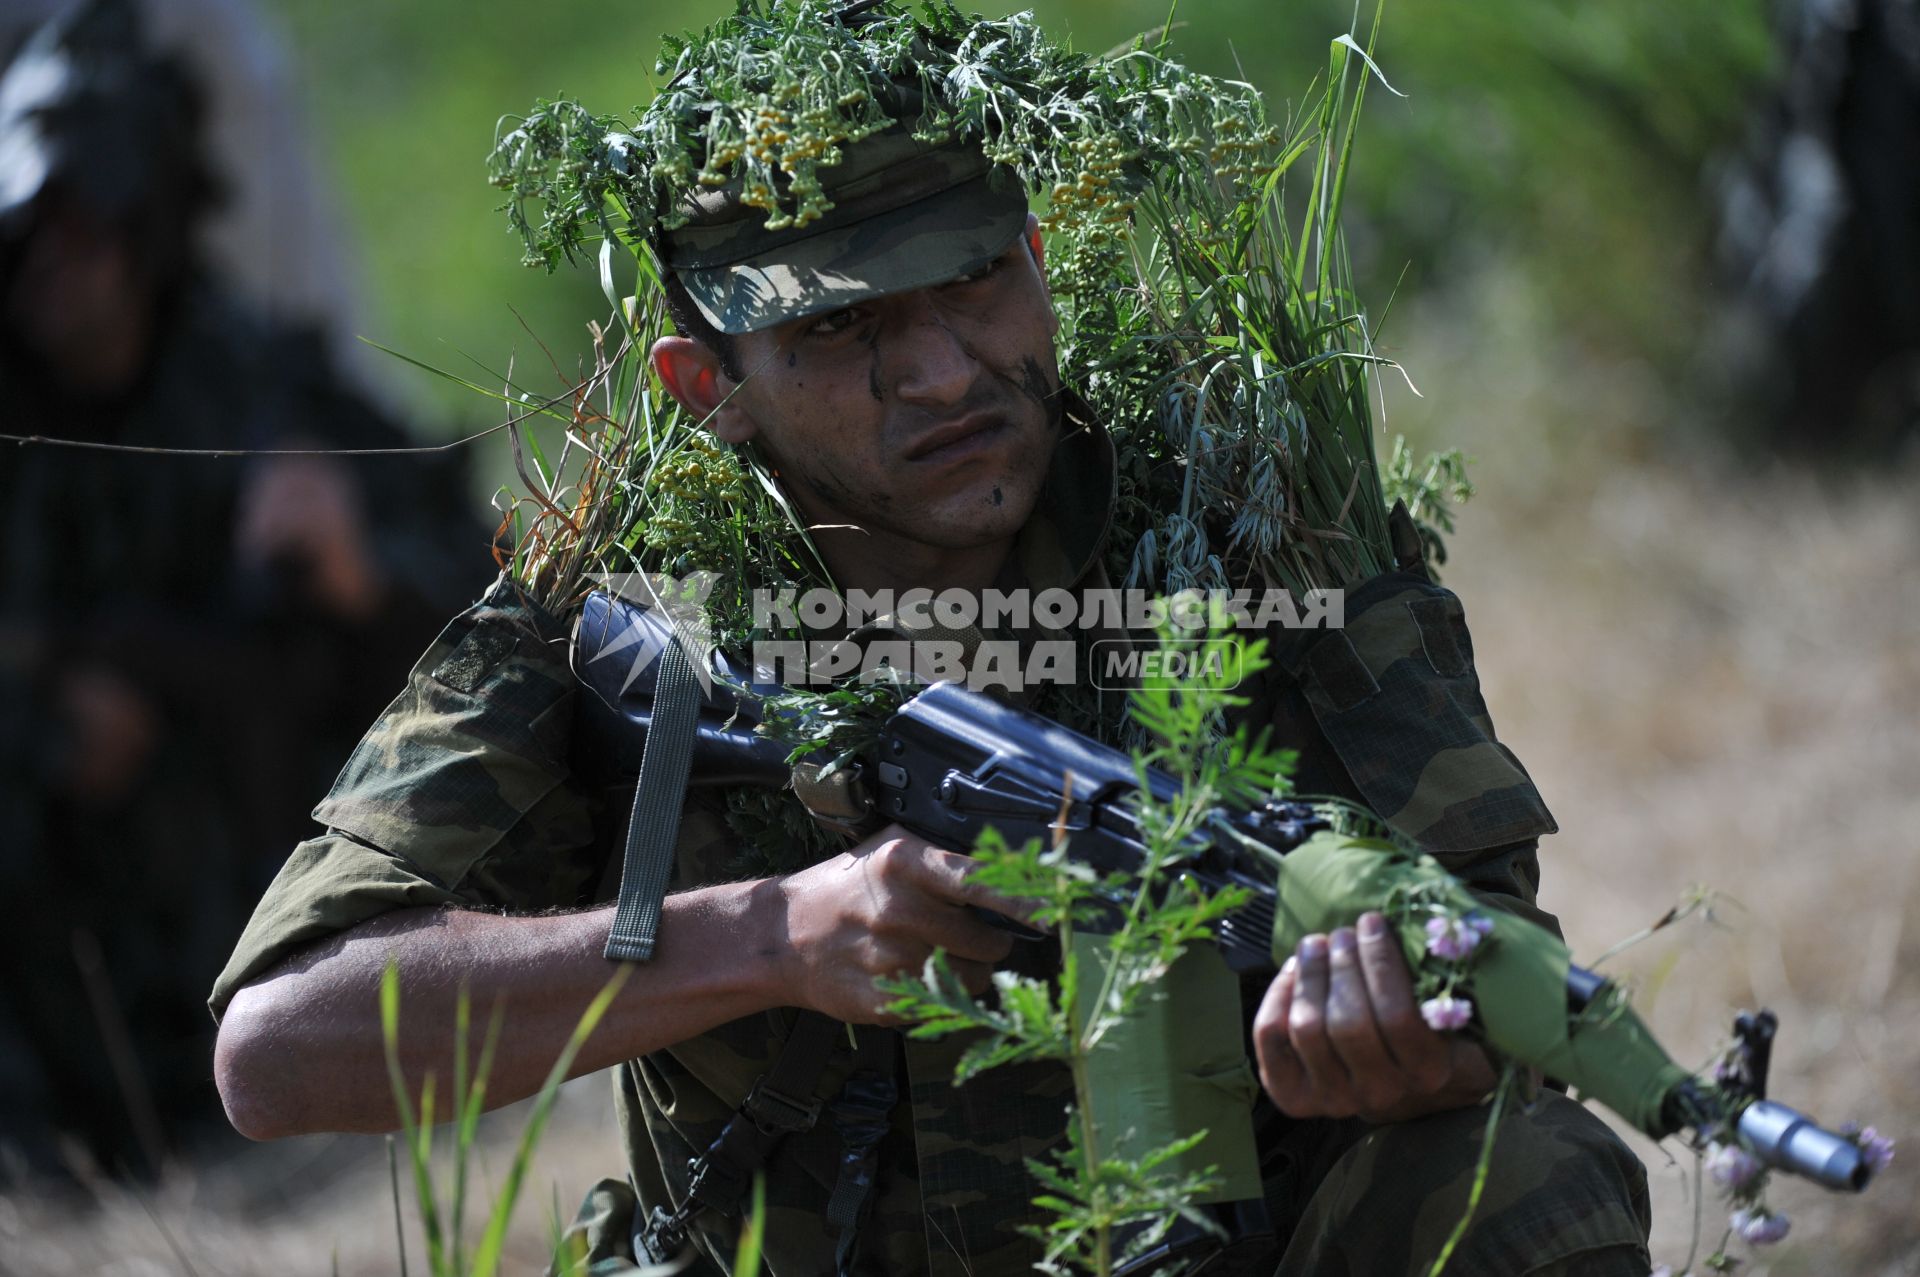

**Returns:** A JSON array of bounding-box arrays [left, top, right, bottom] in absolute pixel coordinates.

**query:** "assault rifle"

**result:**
[[574, 591, 1875, 1272]]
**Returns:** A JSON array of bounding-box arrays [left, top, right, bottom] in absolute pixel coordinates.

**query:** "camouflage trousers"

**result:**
[[1267, 1089, 1653, 1276], [562, 1087, 1649, 1276]]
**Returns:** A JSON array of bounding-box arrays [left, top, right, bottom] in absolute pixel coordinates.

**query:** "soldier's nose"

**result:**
[[887, 296, 974, 408]]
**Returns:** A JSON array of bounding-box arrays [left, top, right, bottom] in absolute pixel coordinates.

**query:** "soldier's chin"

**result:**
[[922, 474, 1040, 542]]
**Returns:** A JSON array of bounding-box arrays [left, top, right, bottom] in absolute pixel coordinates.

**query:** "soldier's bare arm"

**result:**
[[214, 824, 1011, 1140]]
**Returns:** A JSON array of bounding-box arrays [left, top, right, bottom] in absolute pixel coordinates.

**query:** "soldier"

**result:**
[[0, 0, 486, 1177], [211, 8, 1651, 1274]]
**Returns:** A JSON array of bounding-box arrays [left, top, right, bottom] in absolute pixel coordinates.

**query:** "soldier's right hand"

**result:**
[[774, 824, 1019, 1024]]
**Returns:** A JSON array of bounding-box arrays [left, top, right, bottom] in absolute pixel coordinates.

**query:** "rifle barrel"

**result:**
[[1738, 1099, 1871, 1191]]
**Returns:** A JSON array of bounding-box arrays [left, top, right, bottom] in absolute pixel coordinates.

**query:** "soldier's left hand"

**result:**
[[1253, 910, 1496, 1124]]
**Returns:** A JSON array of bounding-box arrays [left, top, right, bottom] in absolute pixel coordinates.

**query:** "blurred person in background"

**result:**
[[1716, 0, 1920, 453], [3, 0, 381, 386], [0, 0, 490, 1181]]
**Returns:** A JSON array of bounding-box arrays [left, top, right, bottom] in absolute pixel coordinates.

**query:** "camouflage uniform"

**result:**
[[212, 409, 1651, 1274]]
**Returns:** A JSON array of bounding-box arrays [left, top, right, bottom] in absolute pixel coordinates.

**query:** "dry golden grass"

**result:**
[[1450, 462, 1920, 1275], [0, 1080, 625, 1275]]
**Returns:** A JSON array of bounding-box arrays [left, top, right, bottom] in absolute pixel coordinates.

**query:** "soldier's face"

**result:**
[[670, 216, 1063, 566], [4, 193, 157, 396]]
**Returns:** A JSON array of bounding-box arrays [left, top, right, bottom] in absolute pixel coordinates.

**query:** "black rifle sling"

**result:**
[[605, 619, 700, 963], [638, 1009, 843, 1264], [826, 1027, 899, 1275]]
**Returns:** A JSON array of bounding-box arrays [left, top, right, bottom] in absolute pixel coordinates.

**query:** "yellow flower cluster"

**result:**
[[1205, 112, 1281, 182], [640, 434, 750, 566], [649, 434, 747, 502], [1038, 133, 1143, 292], [690, 77, 889, 231]]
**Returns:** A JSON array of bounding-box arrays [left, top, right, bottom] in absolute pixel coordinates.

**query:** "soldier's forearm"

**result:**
[[214, 879, 794, 1140]]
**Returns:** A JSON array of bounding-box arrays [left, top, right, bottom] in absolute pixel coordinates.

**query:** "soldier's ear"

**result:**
[[1022, 213, 1058, 337], [652, 336, 759, 443]]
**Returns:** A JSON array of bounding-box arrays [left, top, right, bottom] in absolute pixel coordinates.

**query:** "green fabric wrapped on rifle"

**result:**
[[1268, 832, 1694, 1137]]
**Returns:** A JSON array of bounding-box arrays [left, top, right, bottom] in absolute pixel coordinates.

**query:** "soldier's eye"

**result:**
[[948, 256, 1006, 287], [806, 308, 860, 336]]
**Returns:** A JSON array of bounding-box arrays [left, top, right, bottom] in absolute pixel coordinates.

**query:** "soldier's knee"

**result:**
[[1433, 1091, 1653, 1275], [1284, 1091, 1652, 1276]]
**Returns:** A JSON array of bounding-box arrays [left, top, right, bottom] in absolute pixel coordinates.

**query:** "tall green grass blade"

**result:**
[[451, 988, 471, 1274], [468, 967, 631, 1277], [732, 1175, 766, 1277], [380, 960, 449, 1274], [446, 991, 507, 1274], [387, 1133, 410, 1277], [356, 337, 579, 427]]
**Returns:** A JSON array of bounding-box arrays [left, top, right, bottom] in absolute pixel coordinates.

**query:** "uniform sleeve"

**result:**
[[1260, 558, 1564, 933], [209, 573, 602, 1019]]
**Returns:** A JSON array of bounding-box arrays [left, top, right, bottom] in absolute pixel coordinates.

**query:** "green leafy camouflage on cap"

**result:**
[[487, 0, 1280, 301]]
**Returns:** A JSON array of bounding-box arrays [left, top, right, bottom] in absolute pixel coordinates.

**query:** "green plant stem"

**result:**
[[388, 1133, 411, 1277], [1426, 1064, 1517, 1277], [1056, 886, 1112, 1276]]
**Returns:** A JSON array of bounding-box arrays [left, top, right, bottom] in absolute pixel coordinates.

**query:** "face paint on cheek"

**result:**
[[1018, 355, 1064, 434], [867, 330, 884, 404], [800, 462, 892, 514], [990, 485, 1003, 506]]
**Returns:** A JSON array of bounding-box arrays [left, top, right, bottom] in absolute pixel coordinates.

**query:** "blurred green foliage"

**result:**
[[262, 0, 1776, 429]]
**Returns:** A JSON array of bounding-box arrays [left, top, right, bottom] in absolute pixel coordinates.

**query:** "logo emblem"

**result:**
[[585, 572, 720, 697]]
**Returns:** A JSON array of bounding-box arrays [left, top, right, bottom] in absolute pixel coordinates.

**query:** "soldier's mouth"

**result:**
[[904, 413, 1007, 463]]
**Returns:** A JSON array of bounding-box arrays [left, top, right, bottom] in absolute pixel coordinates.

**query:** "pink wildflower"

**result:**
[[1704, 1141, 1762, 1190], [1729, 1207, 1790, 1246], [1420, 992, 1474, 1032], [1424, 912, 1495, 961], [1848, 1123, 1895, 1174]]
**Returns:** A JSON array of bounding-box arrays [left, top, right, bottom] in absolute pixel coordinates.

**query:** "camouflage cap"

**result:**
[[660, 125, 1029, 335]]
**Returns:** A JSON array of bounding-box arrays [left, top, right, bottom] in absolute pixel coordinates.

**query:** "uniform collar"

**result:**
[[1002, 386, 1116, 595]]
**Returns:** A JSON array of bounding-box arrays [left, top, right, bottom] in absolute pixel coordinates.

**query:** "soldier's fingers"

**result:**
[[912, 904, 1015, 966], [944, 955, 997, 997], [1358, 912, 1451, 1090], [1253, 958, 1307, 1103], [872, 834, 966, 895], [889, 889, 1013, 964], [1323, 927, 1396, 1084], [1444, 1037, 1500, 1098], [909, 845, 1037, 923], [852, 841, 1013, 965], [1285, 934, 1356, 1112]]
